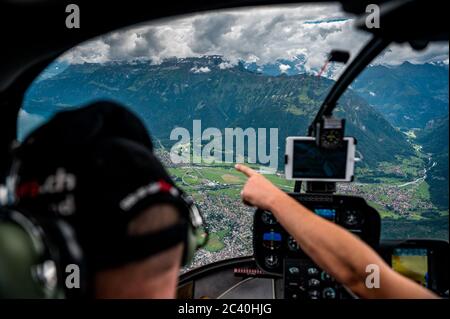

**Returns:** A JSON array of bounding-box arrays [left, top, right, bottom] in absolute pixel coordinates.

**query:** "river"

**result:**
[[398, 156, 437, 188]]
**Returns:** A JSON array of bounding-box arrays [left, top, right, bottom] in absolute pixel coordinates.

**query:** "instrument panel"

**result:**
[[254, 193, 381, 275], [253, 193, 381, 299]]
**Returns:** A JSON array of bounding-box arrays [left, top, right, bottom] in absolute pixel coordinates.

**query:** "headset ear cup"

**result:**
[[183, 225, 197, 267], [0, 209, 87, 299], [0, 209, 62, 298], [0, 222, 49, 298]]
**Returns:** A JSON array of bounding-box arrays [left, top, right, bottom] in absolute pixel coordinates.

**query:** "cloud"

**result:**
[[279, 64, 291, 73], [60, 4, 448, 71], [189, 13, 239, 54], [219, 61, 234, 70], [62, 40, 111, 64], [190, 66, 211, 74]]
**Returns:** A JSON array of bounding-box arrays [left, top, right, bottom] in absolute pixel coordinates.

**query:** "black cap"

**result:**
[[13, 102, 188, 270]]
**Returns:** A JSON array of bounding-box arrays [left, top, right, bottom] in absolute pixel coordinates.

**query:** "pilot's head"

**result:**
[[6, 102, 200, 299]]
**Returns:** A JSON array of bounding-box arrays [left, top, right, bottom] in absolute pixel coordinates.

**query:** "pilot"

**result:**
[[4, 102, 195, 299], [235, 164, 438, 299]]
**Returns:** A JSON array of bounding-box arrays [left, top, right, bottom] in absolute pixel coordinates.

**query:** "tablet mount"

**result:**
[[294, 115, 346, 195]]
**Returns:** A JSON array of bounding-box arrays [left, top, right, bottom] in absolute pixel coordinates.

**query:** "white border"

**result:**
[[285, 136, 356, 182]]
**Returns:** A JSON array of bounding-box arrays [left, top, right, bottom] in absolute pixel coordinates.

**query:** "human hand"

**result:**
[[235, 164, 285, 211]]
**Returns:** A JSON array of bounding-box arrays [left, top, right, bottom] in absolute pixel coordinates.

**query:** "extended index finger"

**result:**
[[235, 164, 257, 177]]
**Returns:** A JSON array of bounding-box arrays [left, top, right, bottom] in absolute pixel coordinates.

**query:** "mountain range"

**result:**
[[353, 62, 449, 129], [240, 58, 449, 132], [23, 56, 414, 169]]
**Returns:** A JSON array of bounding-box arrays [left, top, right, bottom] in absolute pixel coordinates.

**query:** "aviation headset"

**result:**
[[0, 102, 208, 299]]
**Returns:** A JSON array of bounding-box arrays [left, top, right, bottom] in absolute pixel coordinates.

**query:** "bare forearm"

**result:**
[[234, 164, 437, 299], [268, 192, 438, 299], [269, 193, 377, 286]]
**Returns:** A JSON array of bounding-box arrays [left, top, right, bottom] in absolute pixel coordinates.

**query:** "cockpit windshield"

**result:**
[[19, 4, 449, 271]]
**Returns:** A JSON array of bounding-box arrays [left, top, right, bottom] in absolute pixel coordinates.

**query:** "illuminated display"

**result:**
[[392, 248, 429, 287], [314, 208, 336, 221], [263, 232, 282, 242]]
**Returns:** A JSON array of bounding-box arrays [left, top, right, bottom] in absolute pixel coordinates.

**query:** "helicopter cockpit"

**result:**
[[0, 0, 448, 300]]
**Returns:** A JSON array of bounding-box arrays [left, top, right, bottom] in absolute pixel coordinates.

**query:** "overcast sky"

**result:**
[[60, 4, 449, 72]]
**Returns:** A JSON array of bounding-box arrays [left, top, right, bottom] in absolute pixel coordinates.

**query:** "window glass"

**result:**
[[19, 4, 449, 271]]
